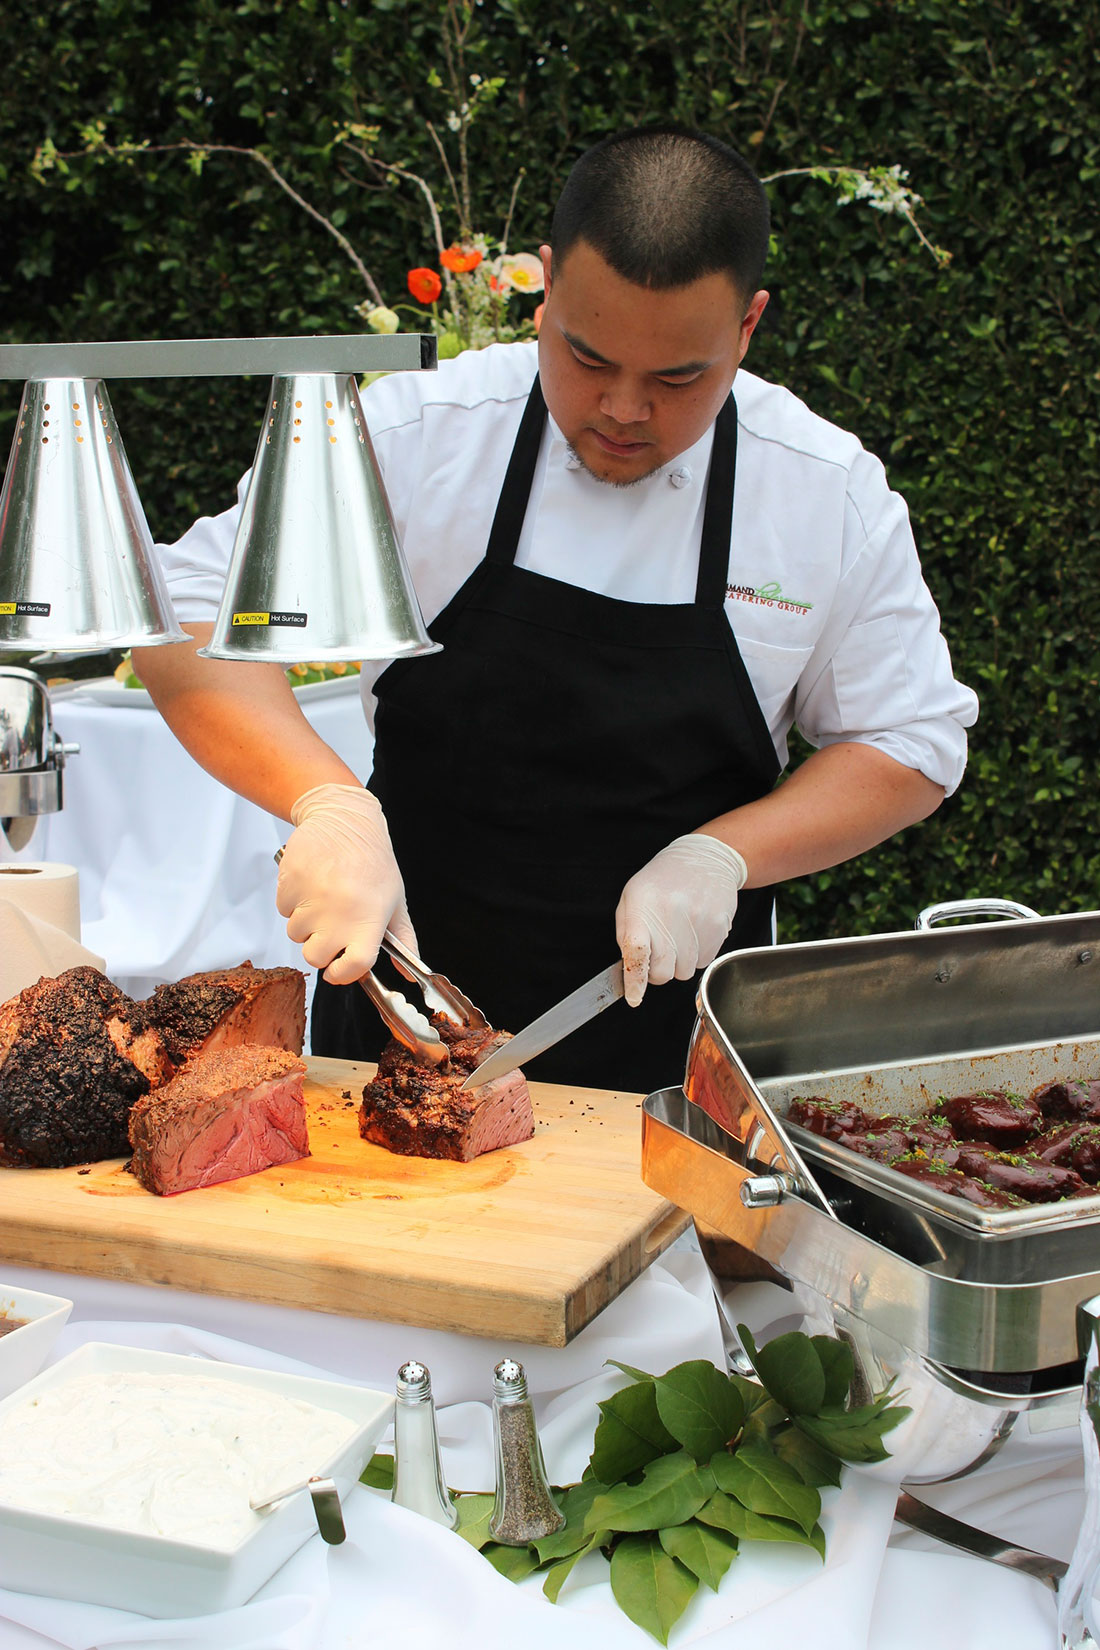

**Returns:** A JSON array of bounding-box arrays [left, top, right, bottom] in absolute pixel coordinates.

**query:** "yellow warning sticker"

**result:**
[[232, 612, 270, 626]]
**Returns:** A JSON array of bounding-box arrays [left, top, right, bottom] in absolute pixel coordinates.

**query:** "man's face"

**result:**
[[536, 239, 769, 486]]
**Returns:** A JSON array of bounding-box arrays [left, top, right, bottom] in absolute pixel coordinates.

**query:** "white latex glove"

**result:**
[[615, 833, 749, 1007], [276, 783, 418, 985]]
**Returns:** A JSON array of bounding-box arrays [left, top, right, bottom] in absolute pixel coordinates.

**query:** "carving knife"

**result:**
[[460, 962, 625, 1090]]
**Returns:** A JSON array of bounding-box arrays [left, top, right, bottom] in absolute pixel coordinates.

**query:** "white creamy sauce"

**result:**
[[0, 1371, 358, 1547]]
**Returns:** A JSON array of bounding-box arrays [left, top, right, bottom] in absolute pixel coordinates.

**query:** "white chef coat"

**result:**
[[157, 340, 978, 794]]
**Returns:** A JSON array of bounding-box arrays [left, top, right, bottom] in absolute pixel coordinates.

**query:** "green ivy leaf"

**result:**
[[607, 1358, 655, 1383], [697, 1490, 826, 1558], [737, 1325, 827, 1416], [453, 1493, 496, 1547], [610, 1531, 700, 1645], [533, 1481, 606, 1563], [482, 1540, 543, 1580], [811, 1336, 855, 1407], [710, 1444, 821, 1535], [585, 1451, 714, 1536], [793, 1399, 912, 1464], [591, 1381, 679, 1483], [542, 1531, 605, 1602], [771, 1424, 844, 1488], [359, 1451, 394, 1490], [729, 1371, 787, 1444], [658, 1518, 739, 1590], [653, 1360, 745, 1462]]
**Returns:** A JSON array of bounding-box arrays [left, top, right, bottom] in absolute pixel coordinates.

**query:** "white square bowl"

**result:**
[[0, 1283, 73, 1400], [0, 1341, 394, 1618]]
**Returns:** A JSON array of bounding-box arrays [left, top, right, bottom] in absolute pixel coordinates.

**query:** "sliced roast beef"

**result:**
[[786, 1096, 872, 1140], [1031, 1079, 1100, 1124], [360, 1019, 534, 1162], [888, 1156, 1026, 1208], [135, 963, 306, 1071], [0, 967, 152, 1167], [128, 1045, 309, 1195], [1033, 1124, 1100, 1181], [940, 1090, 1042, 1146]]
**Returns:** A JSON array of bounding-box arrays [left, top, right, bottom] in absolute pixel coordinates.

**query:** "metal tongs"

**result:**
[[364, 931, 490, 1066], [274, 844, 489, 1065]]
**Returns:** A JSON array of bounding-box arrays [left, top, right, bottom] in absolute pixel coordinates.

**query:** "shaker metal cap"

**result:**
[[397, 1360, 432, 1399], [493, 1357, 527, 1398]]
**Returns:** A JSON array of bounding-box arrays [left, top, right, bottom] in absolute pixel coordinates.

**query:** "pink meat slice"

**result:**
[[128, 1045, 309, 1195]]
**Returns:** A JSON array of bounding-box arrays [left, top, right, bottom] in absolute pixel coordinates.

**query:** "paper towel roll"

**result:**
[[0, 862, 81, 941]]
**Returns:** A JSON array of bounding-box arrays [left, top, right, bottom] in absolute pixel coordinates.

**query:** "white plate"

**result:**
[[0, 1341, 392, 1617], [51, 674, 364, 708]]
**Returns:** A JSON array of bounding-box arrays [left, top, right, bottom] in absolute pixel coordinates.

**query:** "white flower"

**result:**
[[496, 252, 544, 294], [363, 304, 400, 334]]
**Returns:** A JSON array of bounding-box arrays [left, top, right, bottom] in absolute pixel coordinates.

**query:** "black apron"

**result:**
[[311, 378, 781, 1092]]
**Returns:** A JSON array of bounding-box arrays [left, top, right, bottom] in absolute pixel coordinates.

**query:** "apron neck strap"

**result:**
[[485, 375, 547, 568], [694, 393, 738, 609]]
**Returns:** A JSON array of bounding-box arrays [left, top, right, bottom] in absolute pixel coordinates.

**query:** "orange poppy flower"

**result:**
[[407, 267, 443, 304], [440, 244, 483, 274]]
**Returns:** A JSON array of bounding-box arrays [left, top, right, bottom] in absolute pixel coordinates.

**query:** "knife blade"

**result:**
[[460, 962, 625, 1090]]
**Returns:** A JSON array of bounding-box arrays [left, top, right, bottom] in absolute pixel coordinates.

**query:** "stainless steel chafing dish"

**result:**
[[642, 903, 1100, 1641], [642, 904, 1100, 1433]]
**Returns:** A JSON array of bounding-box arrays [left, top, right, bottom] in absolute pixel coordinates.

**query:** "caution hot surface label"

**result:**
[[231, 610, 307, 628]]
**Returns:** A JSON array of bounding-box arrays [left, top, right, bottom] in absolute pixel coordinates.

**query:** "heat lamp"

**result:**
[[0, 334, 439, 661]]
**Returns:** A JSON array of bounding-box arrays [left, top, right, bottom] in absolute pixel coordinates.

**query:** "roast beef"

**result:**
[[128, 1045, 309, 1195], [360, 1019, 533, 1162], [0, 966, 153, 1167], [136, 963, 305, 1071], [0, 962, 306, 1170]]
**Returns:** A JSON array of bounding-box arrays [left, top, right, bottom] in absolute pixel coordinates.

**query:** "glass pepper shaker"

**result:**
[[391, 1360, 458, 1528], [488, 1357, 565, 1544]]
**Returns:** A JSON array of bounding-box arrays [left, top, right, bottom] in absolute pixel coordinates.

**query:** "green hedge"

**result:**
[[1, 0, 1096, 939]]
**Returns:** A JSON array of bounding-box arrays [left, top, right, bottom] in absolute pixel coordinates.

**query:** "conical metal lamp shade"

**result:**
[[199, 373, 440, 663], [0, 378, 187, 652]]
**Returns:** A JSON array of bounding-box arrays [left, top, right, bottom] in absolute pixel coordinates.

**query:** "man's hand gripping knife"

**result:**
[[276, 783, 417, 984], [615, 833, 749, 1007]]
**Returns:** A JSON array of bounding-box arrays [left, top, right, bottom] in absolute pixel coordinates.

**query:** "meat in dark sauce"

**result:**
[[789, 1073, 1100, 1211]]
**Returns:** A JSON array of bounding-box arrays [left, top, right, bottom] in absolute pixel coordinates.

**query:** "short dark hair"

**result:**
[[550, 125, 770, 297]]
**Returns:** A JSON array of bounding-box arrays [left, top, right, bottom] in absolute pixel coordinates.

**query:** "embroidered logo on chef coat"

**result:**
[[726, 581, 814, 616]]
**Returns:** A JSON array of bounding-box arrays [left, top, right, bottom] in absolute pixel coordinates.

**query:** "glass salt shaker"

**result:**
[[391, 1360, 458, 1528], [489, 1357, 565, 1544]]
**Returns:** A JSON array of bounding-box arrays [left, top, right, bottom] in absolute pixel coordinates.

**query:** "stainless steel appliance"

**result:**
[[0, 667, 78, 849], [641, 905, 1100, 1645]]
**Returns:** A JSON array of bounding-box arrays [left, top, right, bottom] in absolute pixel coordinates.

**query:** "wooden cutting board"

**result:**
[[0, 1058, 689, 1346]]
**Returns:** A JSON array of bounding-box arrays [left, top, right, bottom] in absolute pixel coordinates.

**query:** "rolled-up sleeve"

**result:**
[[793, 453, 978, 796], [154, 472, 251, 624]]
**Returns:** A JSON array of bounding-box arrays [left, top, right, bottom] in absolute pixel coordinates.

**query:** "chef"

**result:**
[[135, 124, 978, 1093]]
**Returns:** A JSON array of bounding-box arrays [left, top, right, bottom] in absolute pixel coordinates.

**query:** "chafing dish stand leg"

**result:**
[[1057, 1294, 1100, 1650]]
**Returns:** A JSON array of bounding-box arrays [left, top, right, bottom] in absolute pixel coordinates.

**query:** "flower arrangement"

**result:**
[[360, 242, 543, 357]]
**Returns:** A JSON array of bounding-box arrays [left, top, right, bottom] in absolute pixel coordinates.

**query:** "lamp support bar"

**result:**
[[0, 334, 437, 381]]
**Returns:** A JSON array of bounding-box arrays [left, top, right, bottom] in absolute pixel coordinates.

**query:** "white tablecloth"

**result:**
[[1, 679, 370, 1016], [0, 678, 1085, 1646], [0, 1254, 1079, 1650]]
